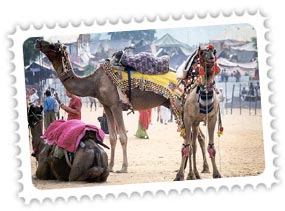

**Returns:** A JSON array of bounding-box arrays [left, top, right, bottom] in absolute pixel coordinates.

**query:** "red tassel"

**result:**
[[208, 44, 214, 50], [199, 65, 205, 76], [183, 147, 189, 158], [208, 148, 215, 158]]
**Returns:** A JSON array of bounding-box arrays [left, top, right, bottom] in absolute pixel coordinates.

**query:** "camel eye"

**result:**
[[49, 44, 55, 49]]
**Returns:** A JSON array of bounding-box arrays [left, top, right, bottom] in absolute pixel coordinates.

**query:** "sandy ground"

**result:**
[[31, 103, 265, 189]]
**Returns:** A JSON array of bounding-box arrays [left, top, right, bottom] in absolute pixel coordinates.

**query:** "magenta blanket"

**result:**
[[41, 119, 105, 153]]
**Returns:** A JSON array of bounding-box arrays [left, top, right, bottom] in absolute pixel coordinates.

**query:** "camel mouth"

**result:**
[[205, 60, 215, 66], [34, 40, 45, 51], [34, 40, 43, 51]]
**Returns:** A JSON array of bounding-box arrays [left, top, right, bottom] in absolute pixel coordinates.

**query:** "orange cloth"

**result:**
[[139, 109, 152, 130]]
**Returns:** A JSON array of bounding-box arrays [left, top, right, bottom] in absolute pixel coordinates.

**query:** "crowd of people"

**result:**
[[26, 78, 260, 146], [27, 87, 83, 128]]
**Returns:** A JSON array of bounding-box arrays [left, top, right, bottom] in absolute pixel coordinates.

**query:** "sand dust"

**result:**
[[31, 104, 265, 189]]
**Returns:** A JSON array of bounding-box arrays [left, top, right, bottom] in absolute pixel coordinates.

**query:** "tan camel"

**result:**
[[35, 39, 180, 173], [175, 45, 222, 180], [28, 105, 109, 182]]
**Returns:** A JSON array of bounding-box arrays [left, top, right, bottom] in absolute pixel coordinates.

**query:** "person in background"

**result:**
[[98, 109, 109, 134], [43, 90, 56, 130], [135, 109, 152, 139], [218, 87, 225, 116], [89, 97, 97, 111], [60, 89, 82, 120], [27, 88, 39, 106], [241, 87, 247, 101], [235, 70, 241, 82], [53, 92, 60, 119], [159, 105, 170, 125]]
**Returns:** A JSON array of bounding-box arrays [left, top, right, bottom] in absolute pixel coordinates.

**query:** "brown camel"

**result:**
[[175, 45, 222, 180], [35, 40, 212, 175], [28, 104, 44, 160], [28, 105, 109, 182], [35, 39, 175, 173]]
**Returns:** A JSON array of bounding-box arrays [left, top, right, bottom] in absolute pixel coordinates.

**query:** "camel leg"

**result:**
[[197, 127, 210, 173], [187, 124, 199, 180], [207, 116, 222, 179], [187, 142, 195, 180], [35, 145, 55, 180], [109, 105, 128, 173], [192, 125, 201, 179], [174, 137, 190, 181], [70, 167, 104, 181], [104, 106, 117, 172]]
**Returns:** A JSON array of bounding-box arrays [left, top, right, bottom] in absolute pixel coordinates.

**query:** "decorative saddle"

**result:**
[[112, 51, 170, 75]]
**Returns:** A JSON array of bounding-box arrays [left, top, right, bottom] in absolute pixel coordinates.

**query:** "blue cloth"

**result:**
[[44, 96, 55, 112]]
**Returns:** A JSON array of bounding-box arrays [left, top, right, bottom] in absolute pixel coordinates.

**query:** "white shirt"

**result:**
[[29, 93, 39, 105]]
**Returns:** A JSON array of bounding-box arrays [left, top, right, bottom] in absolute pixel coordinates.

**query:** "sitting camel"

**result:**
[[175, 45, 222, 180], [28, 105, 109, 182]]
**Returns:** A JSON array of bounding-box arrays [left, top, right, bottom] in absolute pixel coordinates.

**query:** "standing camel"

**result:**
[[175, 45, 222, 180], [35, 39, 179, 173], [35, 40, 213, 175]]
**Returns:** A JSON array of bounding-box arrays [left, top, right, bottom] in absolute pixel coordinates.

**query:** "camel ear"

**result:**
[[198, 46, 202, 55]]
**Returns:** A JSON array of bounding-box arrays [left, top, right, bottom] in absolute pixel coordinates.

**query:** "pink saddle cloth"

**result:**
[[41, 119, 105, 153]]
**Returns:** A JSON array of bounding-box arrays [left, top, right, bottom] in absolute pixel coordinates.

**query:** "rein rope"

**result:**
[[199, 47, 223, 172], [57, 44, 74, 82]]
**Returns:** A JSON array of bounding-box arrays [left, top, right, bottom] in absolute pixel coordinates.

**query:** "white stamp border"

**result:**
[[9, 10, 277, 204]]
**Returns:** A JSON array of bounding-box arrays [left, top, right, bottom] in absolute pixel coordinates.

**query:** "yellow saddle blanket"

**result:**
[[113, 68, 178, 95], [101, 61, 182, 125]]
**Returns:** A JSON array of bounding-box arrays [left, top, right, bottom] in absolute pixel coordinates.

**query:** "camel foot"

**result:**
[[187, 172, 197, 180], [201, 161, 210, 173], [174, 172, 184, 181], [116, 168, 128, 173], [213, 172, 222, 179], [201, 167, 210, 174], [195, 172, 201, 179]]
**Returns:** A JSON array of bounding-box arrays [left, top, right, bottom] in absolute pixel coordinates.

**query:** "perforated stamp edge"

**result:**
[[8, 10, 277, 204]]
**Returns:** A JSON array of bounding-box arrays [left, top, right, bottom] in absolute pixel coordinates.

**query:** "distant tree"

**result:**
[[108, 30, 156, 44], [251, 37, 257, 49], [23, 37, 43, 66]]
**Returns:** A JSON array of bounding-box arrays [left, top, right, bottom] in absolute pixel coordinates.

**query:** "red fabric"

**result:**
[[208, 44, 214, 50], [67, 96, 82, 120], [41, 119, 105, 153], [208, 148, 216, 159], [139, 109, 151, 130]]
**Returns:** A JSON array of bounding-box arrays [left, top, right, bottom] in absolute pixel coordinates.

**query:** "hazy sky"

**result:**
[[46, 23, 256, 46], [155, 23, 256, 46]]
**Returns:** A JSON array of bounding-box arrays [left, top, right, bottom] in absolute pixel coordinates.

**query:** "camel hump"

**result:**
[[112, 51, 170, 75]]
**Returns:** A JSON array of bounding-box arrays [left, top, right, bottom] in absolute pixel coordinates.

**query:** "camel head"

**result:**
[[35, 39, 68, 75], [27, 104, 43, 128], [35, 39, 66, 55], [198, 44, 219, 80], [198, 44, 216, 68]]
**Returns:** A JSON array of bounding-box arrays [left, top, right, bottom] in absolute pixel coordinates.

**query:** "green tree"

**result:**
[[23, 37, 43, 66], [251, 37, 257, 49]]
